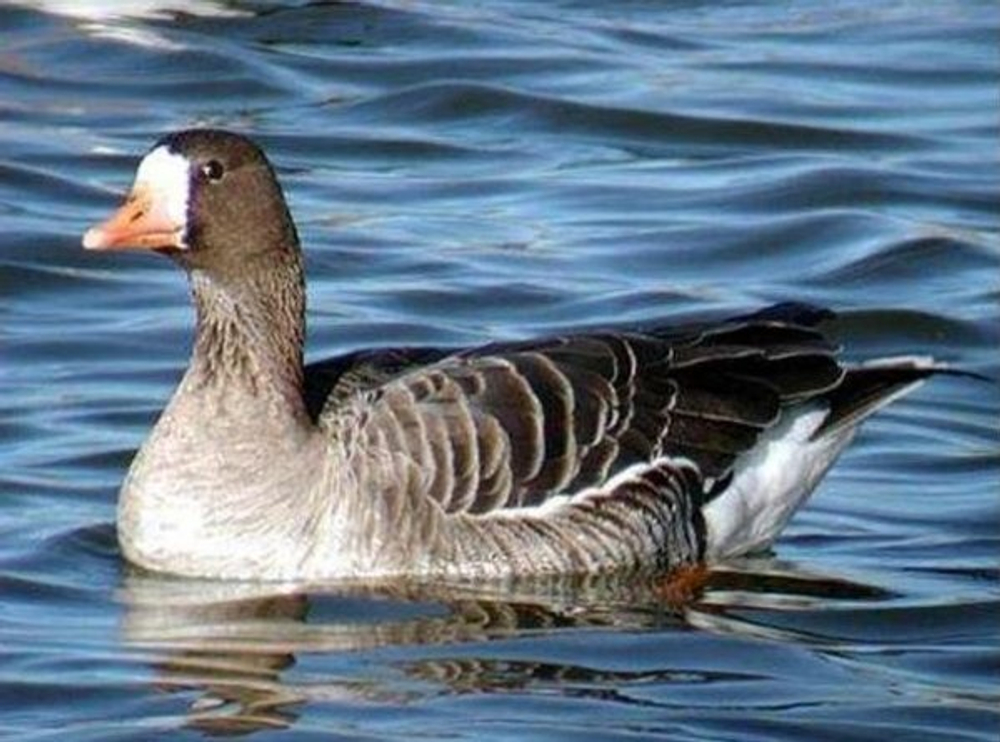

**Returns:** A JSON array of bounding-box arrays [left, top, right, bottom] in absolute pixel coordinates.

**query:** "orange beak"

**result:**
[[82, 183, 186, 251]]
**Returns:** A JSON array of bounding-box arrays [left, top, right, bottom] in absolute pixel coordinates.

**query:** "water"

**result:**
[[1, 1, 998, 739]]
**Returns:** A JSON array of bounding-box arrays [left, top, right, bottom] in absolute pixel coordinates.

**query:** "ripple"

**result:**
[[347, 81, 923, 157], [812, 235, 997, 288]]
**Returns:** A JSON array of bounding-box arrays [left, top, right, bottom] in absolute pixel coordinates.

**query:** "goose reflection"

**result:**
[[116, 563, 889, 736]]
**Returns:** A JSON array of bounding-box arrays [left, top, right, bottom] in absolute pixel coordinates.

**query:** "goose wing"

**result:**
[[331, 303, 845, 516], [305, 346, 451, 421]]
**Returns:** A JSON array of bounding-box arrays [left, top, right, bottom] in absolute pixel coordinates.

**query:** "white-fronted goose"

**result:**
[[83, 129, 943, 581]]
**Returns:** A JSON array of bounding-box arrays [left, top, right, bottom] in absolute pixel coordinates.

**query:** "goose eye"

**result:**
[[201, 160, 225, 182]]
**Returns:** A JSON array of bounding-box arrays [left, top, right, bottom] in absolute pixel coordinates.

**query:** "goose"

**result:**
[[83, 129, 944, 582]]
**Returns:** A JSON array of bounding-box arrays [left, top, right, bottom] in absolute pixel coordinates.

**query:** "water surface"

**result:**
[[1, 1, 998, 740]]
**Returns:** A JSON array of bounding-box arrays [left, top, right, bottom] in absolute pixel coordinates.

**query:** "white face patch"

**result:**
[[134, 145, 192, 242]]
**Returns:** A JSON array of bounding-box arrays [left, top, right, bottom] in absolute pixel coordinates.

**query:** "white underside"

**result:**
[[702, 404, 853, 560], [703, 366, 930, 560]]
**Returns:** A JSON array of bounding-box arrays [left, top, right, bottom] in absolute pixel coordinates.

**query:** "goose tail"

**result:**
[[701, 356, 948, 561]]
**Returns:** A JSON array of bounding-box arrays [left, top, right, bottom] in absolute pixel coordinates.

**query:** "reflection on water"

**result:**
[[118, 564, 894, 736]]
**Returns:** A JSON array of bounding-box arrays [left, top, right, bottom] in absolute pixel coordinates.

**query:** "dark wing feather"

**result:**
[[304, 346, 451, 420], [322, 303, 847, 517], [813, 364, 934, 438]]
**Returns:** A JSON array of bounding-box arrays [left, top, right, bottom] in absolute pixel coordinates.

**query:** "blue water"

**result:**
[[1, 1, 998, 740]]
